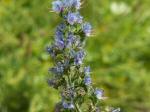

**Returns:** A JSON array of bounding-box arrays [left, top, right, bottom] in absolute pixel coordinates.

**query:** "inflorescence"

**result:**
[[47, 0, 119, 112]]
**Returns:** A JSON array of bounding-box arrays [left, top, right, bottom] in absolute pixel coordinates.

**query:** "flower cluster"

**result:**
[[52, 0, 81, 13], [47, 0, 119, 112]]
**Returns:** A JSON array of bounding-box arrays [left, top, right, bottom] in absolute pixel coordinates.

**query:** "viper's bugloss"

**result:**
[[47, 0, 120, 112]]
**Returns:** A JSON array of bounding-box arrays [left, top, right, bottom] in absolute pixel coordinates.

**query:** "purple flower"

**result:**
[[76, 12, 83, 23], [55, 24, 65, 41], [56, 23, 66, 31], [95, 89, 104, 99], [62, 102, 74, 109], [84, 76, 91, 86], [74, 58, 82, 65], [66, 32, 81, 49], [66, 33, 75, 47], [55, 29, 65, 49], [55, 39, 65, 49], [63, 0, 81, 9], [67, 12, 83, 25], [74, 51, 85, 65], [55, 30, 64, 40], [84, 66, 90, 75], [63, 0, 74, 7], [62, 102, 68, 109], [67, 13, 78, 25], [48, 0, 110, 111], [72, 0, 81, 9], [82, 22, 92, 37], [52, 0, 63, 13]]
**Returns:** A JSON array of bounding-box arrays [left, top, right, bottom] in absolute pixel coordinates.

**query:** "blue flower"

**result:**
[[95, 89, 104, 99], [66, 33, 75, 47], [55, 29, 65, 49], [63, 0, 74, 7], [49, 0, 109, 110], [63, 0, 81, 9], [84, 76, 92, 86], [46, 46, 55, 57], [76, 12, 83, 23], [56, 23, 66, 31], [82, 22, 92, 37], [67, 12, 83, 25], [67, 12, 78, 25], [46, 46, 52, 54], [55, 24, 65, 41], [49, 62, 64, 75], [72, 0, 81, 9], [55, 30, 64, 40], [62, 101, 68, 109], [52, 0, 63, 13], [62, 102, 74, 109], [57, 66, 64, 73], [84, 66, 91, 75], [74, 58, 82, 65], [49, 67, 64, 75], [55, 39, 65, 49], [67, 103, 74, 109], [74, 51, 85, 65]]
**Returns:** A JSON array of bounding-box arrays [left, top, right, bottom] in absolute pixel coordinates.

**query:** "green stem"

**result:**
[[74, 102, 82, 112]]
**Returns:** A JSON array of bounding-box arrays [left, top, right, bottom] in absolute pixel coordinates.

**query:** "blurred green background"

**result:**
[[0, 0, 150, 112]]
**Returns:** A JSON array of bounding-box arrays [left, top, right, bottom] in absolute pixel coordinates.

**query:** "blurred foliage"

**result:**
[[0, 0, 150, 112]]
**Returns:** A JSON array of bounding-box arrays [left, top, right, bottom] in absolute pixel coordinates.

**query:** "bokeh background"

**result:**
[[0, 0, 150, 112]]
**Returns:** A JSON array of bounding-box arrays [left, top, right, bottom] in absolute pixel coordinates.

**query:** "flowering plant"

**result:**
[[47, 0, 120, 112]]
